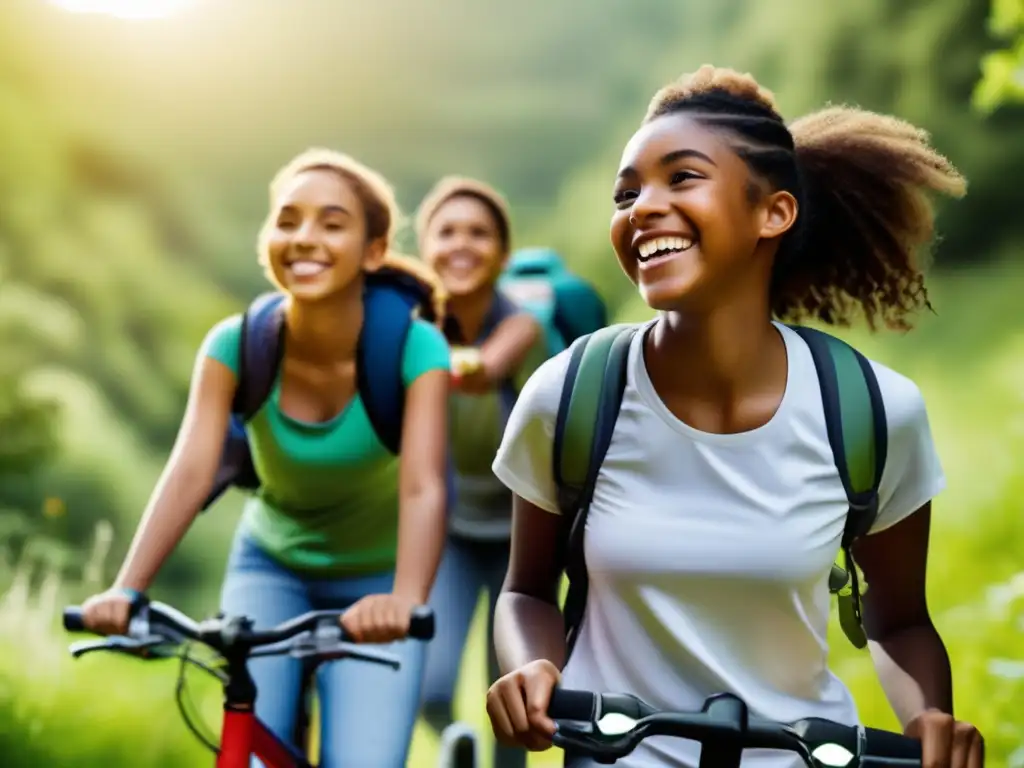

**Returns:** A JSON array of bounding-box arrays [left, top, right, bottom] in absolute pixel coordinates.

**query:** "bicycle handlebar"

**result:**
[[547, 688, 922, 768], [62, 600, 435, 668]]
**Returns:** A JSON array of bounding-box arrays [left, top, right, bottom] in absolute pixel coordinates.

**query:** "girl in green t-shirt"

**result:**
[[78, 148, 451, 767]]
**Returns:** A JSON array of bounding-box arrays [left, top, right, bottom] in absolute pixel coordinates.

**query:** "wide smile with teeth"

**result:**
[[446, 253, 482, 276], [288, 260, 330, 277], [637, 236, 695, 262]]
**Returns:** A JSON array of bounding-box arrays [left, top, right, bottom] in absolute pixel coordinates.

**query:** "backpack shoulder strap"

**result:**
[[552, 323, 637, 656], [789, 325, 888, 538], [789, 324, 888, 648], [552, 324, 637, 514], [201, 293, 283, 512], [486, 290, 528, 415], [357, 276, 418, 455], [235, 292, 286, 420], [485, 290, 520, 337], [449, 289, 518, 346]]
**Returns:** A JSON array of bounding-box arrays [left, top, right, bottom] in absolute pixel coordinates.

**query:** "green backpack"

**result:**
[[552, 323, 888, 657]]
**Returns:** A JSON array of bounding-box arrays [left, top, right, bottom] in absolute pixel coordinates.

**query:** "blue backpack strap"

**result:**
[[552, 324, 637, 658], [444, 289, 518, 346], [202, 292, 285, 511], [789, 325, 887, 649], [484, 290, 520, 335], [486, 291, 525, 417], [236, 292, 287, 418], [357, 274, 420, 455]]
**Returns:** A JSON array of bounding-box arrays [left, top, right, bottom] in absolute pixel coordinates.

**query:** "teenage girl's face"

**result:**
[[422, 195, 506, 298], [609, 113, 789, 312], [264, 169, 384, 303]]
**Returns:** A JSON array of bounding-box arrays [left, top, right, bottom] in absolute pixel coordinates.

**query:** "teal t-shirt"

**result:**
[[201, 315, 450, 575]]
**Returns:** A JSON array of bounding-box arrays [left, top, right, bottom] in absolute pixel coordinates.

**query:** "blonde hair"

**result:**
[[257, 148, 402, 263], [415, 175, 512, 254], [380, 250, 449, 323]]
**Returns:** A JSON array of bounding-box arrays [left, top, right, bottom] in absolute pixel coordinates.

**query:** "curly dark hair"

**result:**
[[644, 65, 967, 330]]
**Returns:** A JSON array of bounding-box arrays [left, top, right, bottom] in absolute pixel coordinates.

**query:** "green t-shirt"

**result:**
[[201, 315, 450, 576], [447, 317, 548, 541]]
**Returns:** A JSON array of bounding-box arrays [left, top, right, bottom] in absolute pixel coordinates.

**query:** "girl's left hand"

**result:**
[[905, 710, 984, 768], [340, 593, 416, 643]]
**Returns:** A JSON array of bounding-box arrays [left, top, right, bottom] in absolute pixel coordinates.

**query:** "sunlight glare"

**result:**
[[48, 0, 196, 20]]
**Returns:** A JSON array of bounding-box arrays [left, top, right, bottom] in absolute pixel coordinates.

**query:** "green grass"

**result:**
[[0, 577, 562, 768], [2, 262, 1023, 766]]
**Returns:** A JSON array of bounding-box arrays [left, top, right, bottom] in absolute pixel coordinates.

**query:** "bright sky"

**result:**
[[48, 0, 196, 20]]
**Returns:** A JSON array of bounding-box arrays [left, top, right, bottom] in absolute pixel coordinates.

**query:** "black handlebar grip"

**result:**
[[63, 606, 86, 633], [864, 727, 922, 760], [407, 605, 435, 641], [548, 688, 597, 721]]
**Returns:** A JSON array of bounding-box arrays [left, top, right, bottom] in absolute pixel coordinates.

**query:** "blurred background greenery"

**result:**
[[1, 0, 1023, 765]]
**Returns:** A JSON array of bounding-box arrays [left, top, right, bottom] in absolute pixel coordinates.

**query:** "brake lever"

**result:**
[[333, 644, 401, 668], [291, 640, 401, 669], [69, 635, 170, 659], [250, 638, 301, 658], [287, 621, 402, 669], [552, 723, 635, 763]]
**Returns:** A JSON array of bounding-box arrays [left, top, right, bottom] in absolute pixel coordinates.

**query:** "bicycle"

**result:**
[[546, 687, 923, 767], [62, 599, 435, 768]]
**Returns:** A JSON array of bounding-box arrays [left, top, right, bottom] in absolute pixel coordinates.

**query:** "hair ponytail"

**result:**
[[775, 108, 967, 328]]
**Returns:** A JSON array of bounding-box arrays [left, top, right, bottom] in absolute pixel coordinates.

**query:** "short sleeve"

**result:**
[[401, 319, 451, 386], [491, 350, 573, 515], [868, 362, 946, 534], [198, 314, 243, 375]]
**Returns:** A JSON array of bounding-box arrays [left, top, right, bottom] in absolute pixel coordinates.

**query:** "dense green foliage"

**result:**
[[975, 0, 1024, 109], [1, 0, 1022, 765]]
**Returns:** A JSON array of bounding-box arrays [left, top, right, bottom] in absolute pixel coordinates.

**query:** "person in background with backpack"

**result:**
[[485, 66, 984, 768], [77, 148, 451, 768], [414, 176, 547, 768], [499, 245, 609, 358]]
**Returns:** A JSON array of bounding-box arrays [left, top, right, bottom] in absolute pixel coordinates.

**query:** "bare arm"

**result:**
[[856, 502, 953, 725], [479, 312, 542, 383], [494, 494, 568, 673], [113, 355, 236, 592], [457, 312, 542, 394], [391, 368, 449, 603]]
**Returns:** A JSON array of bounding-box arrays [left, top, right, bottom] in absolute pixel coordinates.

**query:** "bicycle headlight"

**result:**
[[596, 712, 638, 736], [810, 742, 855, 767]]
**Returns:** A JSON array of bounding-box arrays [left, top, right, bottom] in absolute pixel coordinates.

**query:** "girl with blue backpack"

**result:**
[[415, 177, 548, 768], [485, 67, 982, 768], [78, 148, 451, 767]]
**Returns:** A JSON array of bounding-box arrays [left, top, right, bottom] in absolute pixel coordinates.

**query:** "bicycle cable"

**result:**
[[175, 641, 227, 755]]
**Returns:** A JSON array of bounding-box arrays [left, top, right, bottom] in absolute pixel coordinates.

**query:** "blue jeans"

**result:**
[[421, 535, 526, 768], [220, 531, 426, 768]]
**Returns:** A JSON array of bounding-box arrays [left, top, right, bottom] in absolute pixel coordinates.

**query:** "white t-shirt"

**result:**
[[491, 320, 945, 768]]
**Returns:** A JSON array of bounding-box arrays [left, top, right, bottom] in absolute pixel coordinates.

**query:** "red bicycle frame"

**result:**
[[218, 706, 311, 768], [212, 652, 315, 768], [63, 602, 432, 768]]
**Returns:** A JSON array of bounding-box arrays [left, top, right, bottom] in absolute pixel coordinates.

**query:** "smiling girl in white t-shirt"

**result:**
[[484, 66, 982, 768]]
